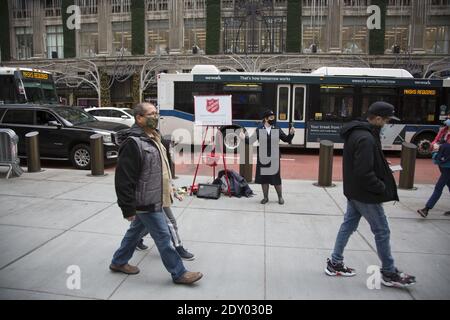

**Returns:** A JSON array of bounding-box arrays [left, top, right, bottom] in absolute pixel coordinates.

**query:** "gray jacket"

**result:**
[[114, 125, 163, 218]]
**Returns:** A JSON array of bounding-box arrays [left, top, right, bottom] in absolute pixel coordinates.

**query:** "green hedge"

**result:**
[[131, 0, 145, 55], [286, 0, 302, 53], [62, 0, 76, 58], [206, 0, 220, 55], [369, 0, 387, 55], [0, 0, 11, 61]]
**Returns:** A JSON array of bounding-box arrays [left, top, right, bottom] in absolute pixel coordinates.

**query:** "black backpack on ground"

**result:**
[[212, 170, 254, 198]]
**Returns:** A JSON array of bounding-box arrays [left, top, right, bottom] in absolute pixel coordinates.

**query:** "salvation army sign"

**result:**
[[194, 95, 232, 126]]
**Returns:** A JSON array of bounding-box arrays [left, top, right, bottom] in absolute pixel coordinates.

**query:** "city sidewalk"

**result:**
[[0, 168, 449, 300]]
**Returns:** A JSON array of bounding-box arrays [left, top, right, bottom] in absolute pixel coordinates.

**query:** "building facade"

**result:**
[[0, 0, 449, 107]]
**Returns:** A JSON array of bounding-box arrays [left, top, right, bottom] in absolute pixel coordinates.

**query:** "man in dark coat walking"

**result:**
[[325, 101, 416, 288]]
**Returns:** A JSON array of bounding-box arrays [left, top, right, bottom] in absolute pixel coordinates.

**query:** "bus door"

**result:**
[[276, 84, 306, 145], [291, 85, 306, 145], [276, 85, 290, 144]]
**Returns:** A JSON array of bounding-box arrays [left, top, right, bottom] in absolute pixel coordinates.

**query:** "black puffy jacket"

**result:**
[[341, 121, 399, 204]]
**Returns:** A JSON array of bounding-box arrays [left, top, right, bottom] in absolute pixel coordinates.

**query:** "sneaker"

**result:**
[[417, 208, 429, 218], [324, 258, 356, 277], [176, 246, 195, 261], [260, 198, 269, 204], [381, 269, 416, 288], [173, 271, 203, 285], [136, 241, 149, 251]]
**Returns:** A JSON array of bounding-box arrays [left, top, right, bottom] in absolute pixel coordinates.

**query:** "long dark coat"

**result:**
[[248, 123, 294, 185]]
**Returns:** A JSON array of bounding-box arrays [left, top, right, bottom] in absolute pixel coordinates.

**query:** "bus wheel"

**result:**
[[413, 133, 435, 158], [219, 125, 245, 153], [70, 144, 91, 170]]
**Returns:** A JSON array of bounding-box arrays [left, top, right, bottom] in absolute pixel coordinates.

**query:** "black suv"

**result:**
[[0, 104, 129, 169]]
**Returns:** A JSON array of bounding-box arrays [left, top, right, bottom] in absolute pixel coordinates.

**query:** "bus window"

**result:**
[[361, 87, 398, 116], [174, 82, 217, 115], [0, 75, 20, 104], [277, 86, 290, 121], [231, 93, 261, 120], [319, 86, 354, 121], [293, 86, 305, 121], [401, 96, 437, 124]]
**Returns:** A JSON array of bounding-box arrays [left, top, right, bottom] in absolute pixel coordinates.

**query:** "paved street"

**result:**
[[0, 168, 449, 300]]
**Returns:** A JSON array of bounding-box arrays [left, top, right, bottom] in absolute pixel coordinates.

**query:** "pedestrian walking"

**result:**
[[109, 102, 202, 285], [136, 136, 195, 260], [325, 101, 416, 288], [417, 142, 450, 217]]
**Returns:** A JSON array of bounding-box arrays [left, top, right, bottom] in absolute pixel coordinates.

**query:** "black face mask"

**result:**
[[268, 119, 276, 126]]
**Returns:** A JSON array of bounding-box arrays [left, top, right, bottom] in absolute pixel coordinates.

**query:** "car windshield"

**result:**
[[53, 107, 98, 126]]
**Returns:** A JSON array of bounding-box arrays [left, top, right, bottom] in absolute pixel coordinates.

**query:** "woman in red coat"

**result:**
[[431, 112, 450, 151]]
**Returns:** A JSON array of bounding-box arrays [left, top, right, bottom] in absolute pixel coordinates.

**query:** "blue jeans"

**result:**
[[426, 167, 450, 209], [111, 210, 187, 281], [332, 200, 396, 273]]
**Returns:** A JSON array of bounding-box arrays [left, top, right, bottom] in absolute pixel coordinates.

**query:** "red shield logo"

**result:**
[[206, 99, 220, 113]]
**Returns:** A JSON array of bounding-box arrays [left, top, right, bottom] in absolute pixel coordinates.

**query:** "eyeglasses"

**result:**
[[140, 112, 159, 117]]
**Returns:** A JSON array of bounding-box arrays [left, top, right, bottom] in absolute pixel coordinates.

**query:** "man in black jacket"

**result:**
[[325, 102, 416, 288], [109, 102, 202, 285]]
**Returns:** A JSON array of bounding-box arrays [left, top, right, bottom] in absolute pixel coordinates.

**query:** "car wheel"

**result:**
[[413, 133, 435, 158], [70, 144, 91, 170]]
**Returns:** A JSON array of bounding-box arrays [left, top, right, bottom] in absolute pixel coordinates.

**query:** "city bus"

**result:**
[[158, 65, 449, 157], [0, 67, 59, 105]]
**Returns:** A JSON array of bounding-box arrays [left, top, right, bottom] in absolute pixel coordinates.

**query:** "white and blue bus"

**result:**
[[158, 65, 449, 157], [0, 67, 59, 105]]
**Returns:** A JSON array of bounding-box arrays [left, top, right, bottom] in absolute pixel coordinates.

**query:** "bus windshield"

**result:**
[[22, 79, 58, 104]]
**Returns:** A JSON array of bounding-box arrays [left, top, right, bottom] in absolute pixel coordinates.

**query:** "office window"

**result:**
[[112, 22, 132, 56], [184, 19, 206, 53], [15, 27, 33, 60], [45, 0, 61, 17], [12, 0, 30, 19], [147, 0, 168, 11], [384, 26, 409, 54], [302, 25, 326, 53], [47, 25, 64, 59], [111, 0, 131, 13], [75, 0, 98, 15], [79, 24, 99, 57], [342, 25, 368, 54], [425, 26, 449, 54], [147, 20, 169, 54]]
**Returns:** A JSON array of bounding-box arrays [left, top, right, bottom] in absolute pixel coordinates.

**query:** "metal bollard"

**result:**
[[89, 134, 105, 176], [398, 142, 417, 189], [315, 140, 335, 187], [25, 131, 41, 173], [239, 139, 253, 183]]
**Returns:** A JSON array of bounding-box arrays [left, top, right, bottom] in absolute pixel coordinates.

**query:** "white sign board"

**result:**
[[194, 95, 232, 126]]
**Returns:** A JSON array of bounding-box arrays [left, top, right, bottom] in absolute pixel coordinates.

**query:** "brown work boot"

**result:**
[[109, 263, 140, 275], [173, 271, 203, 285]]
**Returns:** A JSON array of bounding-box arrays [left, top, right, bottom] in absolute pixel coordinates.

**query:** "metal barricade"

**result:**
[[0, 129, 24, 179]]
